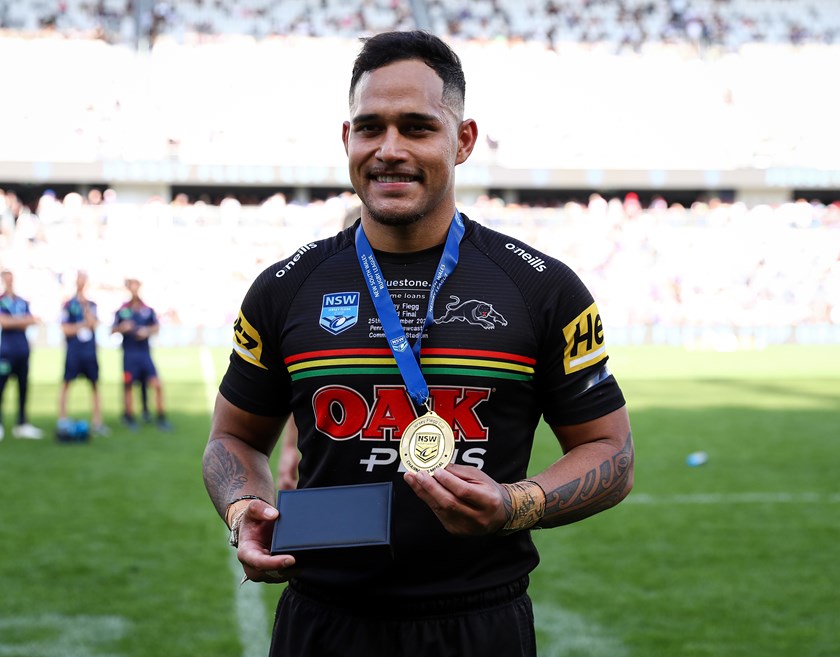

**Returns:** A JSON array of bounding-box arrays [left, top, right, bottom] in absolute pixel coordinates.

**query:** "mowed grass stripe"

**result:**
[[627, 491, 840, 504]]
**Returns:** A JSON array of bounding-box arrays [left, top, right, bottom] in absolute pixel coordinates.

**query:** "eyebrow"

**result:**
[[351, 111, 441, 125]]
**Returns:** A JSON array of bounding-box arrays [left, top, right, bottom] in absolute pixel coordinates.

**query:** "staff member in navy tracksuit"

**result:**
[[59, 270, 110, 437], [0, 270, 44, 440], [111, 277, 172, 432]]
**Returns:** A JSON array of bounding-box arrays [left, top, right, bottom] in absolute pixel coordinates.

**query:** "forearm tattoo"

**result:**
[[499, 480, 546, 535], [542, 432, 634, 527], [202, 440, 248, 517]]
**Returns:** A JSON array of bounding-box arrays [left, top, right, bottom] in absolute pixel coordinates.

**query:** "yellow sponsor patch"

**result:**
[[232, 310, 267, 370], [562, 302, 608, 374]]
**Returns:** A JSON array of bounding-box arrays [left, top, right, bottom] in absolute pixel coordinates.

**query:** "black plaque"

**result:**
[[270, 482, 393, 567]]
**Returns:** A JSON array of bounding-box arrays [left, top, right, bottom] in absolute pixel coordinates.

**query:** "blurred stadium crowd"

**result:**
[[2, 0, 839, 47], [2, 186, 838, 349], [1, 0, 838, 348]]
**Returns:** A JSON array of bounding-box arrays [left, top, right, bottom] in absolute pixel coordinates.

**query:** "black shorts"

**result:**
[[123, 351, 157, 384], [64, 350, 99, 383], [0, 351, 28, 380], [269, 578, 537, 657]]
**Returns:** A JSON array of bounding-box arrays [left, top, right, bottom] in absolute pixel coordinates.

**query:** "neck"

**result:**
[[360, 212, 456, 253]]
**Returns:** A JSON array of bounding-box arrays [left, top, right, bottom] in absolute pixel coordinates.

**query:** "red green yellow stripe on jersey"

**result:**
[[285, 348, 535, 382]]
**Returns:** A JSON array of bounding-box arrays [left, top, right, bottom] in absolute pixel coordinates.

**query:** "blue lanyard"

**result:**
[[355, 211, 465, 406]]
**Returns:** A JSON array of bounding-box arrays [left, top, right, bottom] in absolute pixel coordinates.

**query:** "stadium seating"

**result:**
[[429, 0, 840, 49], [3, 0, 840, 45]]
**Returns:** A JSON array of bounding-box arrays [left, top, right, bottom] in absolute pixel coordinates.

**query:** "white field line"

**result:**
[[532, 603, 627, 657], [200, 347, 271, 657], [627, 492, 840, 505], [0, 614, 128, 657]]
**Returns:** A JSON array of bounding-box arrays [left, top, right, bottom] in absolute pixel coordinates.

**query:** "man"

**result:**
[[111, 277, 171, 431], [58, 270, 109, 437], [203, 31, 633, 657], [0, 270, 43, 440]]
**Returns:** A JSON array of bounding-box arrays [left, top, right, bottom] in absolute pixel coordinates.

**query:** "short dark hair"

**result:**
[[349, 30, 466, 117]]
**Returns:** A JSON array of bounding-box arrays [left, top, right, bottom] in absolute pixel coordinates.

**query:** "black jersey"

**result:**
[[220, 215, 625, 598]]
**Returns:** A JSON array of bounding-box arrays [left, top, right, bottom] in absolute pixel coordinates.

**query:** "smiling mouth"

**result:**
[[371, 173, 420, 183]]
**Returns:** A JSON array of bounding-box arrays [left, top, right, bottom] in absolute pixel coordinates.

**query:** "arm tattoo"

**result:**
[[498, 480, 546, 535], [501, 486, 514, 522], [542, 432, 634, 527], [202, 440, 248, 517]]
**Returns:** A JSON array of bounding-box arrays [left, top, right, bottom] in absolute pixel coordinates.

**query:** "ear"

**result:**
[[455, 118, 478, 165], [342, 121, 351, 155]]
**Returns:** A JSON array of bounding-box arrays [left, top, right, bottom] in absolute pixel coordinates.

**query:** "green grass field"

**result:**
[[1, 344, 838, 657]]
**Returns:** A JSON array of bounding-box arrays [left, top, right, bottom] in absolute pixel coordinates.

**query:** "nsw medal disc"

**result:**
[[399, 411, 455, 474]]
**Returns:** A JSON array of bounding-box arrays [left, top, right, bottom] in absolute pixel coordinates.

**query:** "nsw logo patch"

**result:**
[[320, 292, 359, 335]]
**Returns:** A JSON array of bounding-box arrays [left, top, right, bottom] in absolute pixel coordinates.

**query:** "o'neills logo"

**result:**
[[505, 243, 546, 272], [313, 385, 491, 441], [275, 243, 318, 278]]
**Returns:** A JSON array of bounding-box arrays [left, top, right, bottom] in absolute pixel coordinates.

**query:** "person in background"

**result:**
[[58, 270, 109, 437], [0, 270, 43, 440], [203, 30, 633, 657], [276, 417, 300, 491], [111, 277, 172, 432]]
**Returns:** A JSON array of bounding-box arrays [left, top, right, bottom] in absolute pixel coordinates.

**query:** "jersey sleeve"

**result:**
[[535, 263, 625, 426], [218, 269, 293, 417]]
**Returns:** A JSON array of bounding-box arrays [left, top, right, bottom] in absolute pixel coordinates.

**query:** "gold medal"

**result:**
[[399, 411, 455, 474]]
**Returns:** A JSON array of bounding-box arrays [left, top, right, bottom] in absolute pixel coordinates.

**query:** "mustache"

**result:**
[[367, 169, 422, 179]]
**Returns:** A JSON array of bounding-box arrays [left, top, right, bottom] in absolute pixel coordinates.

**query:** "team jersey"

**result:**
[[220, 215, 626, 598], [0, 294, 32, 355], [113, 301, 157, 353], [62, 296, 98, 355]]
